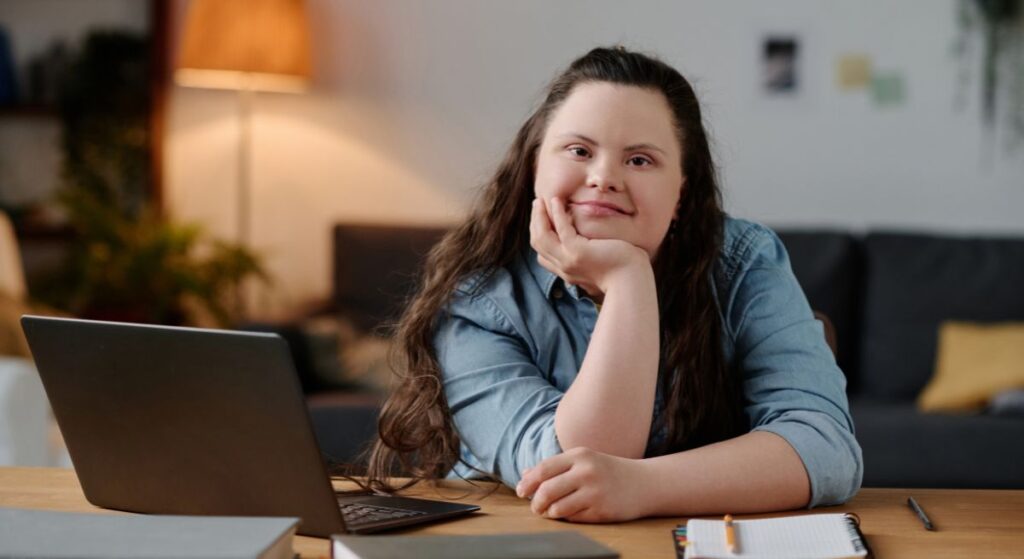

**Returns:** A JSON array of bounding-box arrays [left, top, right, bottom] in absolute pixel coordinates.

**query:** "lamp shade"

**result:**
[[175, 0, 311, 92]]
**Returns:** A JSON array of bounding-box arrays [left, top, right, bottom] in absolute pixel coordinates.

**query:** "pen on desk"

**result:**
[[907, 496, 935, 531], [724, 514, 739, 554]]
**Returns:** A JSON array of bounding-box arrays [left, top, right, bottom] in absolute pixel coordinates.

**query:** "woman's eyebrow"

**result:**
[[557, 133, 666, 155]]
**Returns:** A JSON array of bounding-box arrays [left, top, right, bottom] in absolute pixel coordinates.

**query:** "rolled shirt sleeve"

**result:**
[[434, 277, 564, 488], [721, 222, 864, 506]]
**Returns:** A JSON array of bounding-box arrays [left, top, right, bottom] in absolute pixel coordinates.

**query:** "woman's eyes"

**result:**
[[565, 146, 654, 167], [627, 155, 654, 167]]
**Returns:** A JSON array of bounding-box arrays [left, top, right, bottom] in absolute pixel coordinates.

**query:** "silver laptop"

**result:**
[[20, 315, 479, 537]]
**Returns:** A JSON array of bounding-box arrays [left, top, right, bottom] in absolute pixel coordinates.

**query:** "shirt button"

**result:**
[[552, 286, 563, 299]]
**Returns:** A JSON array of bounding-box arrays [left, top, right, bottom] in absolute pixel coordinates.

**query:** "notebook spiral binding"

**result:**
[[843, 513, 874, 559]]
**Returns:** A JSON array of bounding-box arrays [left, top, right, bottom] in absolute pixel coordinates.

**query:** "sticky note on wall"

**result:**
[[872, 72, 906, 106], [836, 54, 871, 90]]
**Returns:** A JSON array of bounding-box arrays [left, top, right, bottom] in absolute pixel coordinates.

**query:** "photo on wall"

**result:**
[[762, 35, 800, 95]]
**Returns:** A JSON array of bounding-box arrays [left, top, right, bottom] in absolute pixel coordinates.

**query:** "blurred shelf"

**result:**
[[0, 104, 58, 118]]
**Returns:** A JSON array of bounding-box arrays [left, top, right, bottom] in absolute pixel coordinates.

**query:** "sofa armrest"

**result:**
[[814, 310, 838, 358]]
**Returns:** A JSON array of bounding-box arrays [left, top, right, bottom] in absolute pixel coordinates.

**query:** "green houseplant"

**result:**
[[35, 31, 266, 326], [956, 0, 1024, 146]]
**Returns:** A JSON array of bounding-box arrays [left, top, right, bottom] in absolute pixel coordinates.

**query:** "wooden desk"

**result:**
[[2, 467, 1022, 558]]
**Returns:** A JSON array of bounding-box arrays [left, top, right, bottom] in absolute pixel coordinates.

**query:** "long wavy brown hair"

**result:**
[[365, 46, 744, 491]]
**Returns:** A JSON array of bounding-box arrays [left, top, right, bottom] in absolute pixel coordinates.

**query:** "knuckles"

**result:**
[[567, 446, 594, 458], [574, 462, 596, 482]]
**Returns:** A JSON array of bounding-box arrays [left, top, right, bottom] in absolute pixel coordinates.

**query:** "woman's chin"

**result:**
[[573, 221, 625, 241]]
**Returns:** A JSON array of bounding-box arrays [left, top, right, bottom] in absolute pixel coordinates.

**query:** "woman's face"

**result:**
[[534, 81, 685, 259]]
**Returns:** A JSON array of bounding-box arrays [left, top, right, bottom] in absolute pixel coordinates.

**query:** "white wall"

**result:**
[[166, 0, 1024, 319]]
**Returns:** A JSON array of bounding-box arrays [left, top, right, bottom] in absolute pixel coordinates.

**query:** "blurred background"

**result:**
[[1, 0, 1020, 323], [0, 0, 1022, 484]]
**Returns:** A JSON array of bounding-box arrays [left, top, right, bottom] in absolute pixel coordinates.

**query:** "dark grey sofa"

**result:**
[[779, 230, 1024, 489], [297, 224, 1024, 488]]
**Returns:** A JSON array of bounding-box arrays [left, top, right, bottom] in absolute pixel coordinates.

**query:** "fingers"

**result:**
[[545, 492, 592, 520], [531, 196, 602, 291], [539, 197, 556, 231], [529, 198, 559, 260], [517, 448, 625, 522], [546, 197, 578, 244], [529, 198, 552, 237], [516, 453, 573, 499], [529, 473, 580, 517], [530, 197, 578, 253], [531, 198, 578, 283]]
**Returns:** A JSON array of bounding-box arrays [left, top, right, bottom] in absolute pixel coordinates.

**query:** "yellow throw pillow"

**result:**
[[918, 321, 1024, 413]]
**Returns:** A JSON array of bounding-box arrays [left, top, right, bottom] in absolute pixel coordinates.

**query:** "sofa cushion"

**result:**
[[774, 230, 862, 387], [859, 233, 1024, 400], [850, 398, 1024, 488]]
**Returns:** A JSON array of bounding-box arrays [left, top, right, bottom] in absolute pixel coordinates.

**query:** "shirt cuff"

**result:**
[[510, 417, 563, 486], [753, 409, 864, 507]]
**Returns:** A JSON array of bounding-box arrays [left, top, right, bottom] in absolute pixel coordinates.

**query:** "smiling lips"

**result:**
[[568, 200, 634, 217]]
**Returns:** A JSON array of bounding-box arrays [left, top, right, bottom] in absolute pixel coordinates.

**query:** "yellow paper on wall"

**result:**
[[836, 54, 871, 90]]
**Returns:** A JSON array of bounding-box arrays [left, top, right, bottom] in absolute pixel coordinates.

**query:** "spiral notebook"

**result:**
[[673, 513, 871, 559]]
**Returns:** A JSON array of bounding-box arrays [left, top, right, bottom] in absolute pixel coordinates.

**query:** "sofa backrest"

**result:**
[[332, 224, 449, 332], [774, 230, 864, 390], [333, 224, 868, 377], [858, 232, 1024, 401], [332, 224, 1024, 403]]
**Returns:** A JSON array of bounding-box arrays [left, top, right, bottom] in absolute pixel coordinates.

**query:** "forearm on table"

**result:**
[[636, 431, 811, 516], [554, 265, 659, 458]]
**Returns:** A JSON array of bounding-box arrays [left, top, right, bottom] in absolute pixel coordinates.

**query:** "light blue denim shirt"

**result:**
[[433, 217, 863, 507]]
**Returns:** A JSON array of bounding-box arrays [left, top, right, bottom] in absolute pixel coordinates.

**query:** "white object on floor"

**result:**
[[0, 357, 49, 466]]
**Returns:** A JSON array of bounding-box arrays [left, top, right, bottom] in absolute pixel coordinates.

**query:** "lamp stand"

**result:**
[[234, 79, 254, 320]]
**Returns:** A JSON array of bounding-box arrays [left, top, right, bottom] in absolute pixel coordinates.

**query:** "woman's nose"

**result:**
[[587, 158, 622, 192]]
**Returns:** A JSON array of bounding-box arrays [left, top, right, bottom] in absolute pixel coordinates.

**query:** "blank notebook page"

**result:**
[[685, 513, 867, 559]]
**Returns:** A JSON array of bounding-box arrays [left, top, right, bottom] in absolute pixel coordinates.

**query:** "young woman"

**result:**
[[367, 46, 862, 523]]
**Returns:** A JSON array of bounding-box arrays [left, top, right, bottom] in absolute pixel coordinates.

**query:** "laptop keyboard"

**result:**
[[338, 501, 428, 528]]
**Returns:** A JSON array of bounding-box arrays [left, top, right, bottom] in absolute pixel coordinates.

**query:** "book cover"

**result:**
[[0, 507, 298, 558], [332, 530, 619, 559]]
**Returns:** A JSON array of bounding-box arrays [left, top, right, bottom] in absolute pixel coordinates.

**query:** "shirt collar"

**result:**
[[524, 248, 587, 301]]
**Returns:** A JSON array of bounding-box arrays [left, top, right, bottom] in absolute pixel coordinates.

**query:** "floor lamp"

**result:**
[[174, 0, 311, 317]]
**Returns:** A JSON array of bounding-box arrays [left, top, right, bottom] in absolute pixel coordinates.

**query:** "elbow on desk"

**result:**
[[755, 412, 864, 508], [806, 434, 864, 508]]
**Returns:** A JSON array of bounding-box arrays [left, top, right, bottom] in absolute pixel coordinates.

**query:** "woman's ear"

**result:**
[[674, 178, 687, 220]]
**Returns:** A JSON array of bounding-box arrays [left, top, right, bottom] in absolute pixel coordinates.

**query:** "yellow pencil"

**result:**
[[724, 514, 739, 554]]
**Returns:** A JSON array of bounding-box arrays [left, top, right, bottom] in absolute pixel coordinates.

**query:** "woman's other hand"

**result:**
[[515, 447, 651, 523], [529, 197, 649, 300]]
